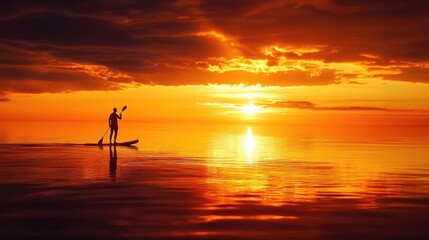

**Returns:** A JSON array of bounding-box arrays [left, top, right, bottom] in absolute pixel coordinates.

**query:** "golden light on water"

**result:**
[[244, 127, 255, 163]]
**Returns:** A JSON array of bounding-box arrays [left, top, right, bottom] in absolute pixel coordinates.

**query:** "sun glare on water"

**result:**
[[242, 102, 258, 115]]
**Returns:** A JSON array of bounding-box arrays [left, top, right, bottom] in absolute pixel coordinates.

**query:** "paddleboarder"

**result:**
[[109, 108, 122, 144]]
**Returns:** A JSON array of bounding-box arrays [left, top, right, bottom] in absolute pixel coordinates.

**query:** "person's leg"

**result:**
[[114, 129, 118, 143], [109, 128, 113, 144]]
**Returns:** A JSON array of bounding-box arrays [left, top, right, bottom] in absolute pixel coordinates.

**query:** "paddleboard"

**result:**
[[84, 139, 139, 146]]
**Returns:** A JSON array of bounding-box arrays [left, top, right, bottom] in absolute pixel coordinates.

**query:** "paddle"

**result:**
[[97, 105, 127, 145]]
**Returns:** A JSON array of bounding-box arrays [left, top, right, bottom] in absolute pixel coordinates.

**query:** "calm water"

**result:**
[[1, 122, 429, 239]]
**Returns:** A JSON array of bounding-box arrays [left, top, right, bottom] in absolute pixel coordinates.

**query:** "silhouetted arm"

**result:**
[[118, 114, 122, 120], [109, 116, 112, 127]]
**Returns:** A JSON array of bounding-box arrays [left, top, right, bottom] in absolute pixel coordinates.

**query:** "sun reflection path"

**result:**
[[244, 127, 255, 164]]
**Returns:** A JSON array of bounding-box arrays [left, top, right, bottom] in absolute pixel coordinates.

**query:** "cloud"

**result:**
[[0, 0, 428, 95], [200, 99, 414, 114], [270, 101, 400, 112], [0, 57, 131, 94], [384, 66, 429, 84]]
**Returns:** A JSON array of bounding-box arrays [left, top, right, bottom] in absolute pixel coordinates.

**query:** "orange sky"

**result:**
[[0, 1, 428, 125]]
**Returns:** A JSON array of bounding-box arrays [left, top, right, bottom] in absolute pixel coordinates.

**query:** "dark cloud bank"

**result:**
[[0, 0, 428, 97]]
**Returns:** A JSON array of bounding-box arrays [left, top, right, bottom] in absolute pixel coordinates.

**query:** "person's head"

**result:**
[[113, 108, 117, 113]]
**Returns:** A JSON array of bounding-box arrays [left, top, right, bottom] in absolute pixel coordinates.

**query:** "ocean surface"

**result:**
[[1, 121, 429, 239]]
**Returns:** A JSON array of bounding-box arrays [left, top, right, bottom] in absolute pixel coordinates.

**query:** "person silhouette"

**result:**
[[109, 108, 122, 144]]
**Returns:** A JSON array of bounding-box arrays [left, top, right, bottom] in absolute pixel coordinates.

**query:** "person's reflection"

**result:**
[[109, 144, 117, 182]]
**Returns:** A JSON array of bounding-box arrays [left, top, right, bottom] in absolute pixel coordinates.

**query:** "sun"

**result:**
[[242, 102, 258, 115]]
